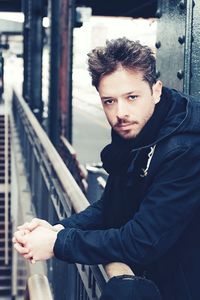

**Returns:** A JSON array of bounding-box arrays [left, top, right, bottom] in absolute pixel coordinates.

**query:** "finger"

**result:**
[[12, 236, 17, 243], [23, 252, 33, 259], [17, 222, 30, 230], [32, 218, 53, 229], [31, 258, 36, 264], [14, 231, 26, 244], [27, 218, 44, 231], [13, 243, 29, 254]]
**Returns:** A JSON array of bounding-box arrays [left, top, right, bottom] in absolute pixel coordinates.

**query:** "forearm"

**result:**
[[57, 198, 104, 230]]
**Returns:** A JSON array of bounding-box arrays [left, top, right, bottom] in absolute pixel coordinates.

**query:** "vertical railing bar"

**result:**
[[4, 97, 9, 265]]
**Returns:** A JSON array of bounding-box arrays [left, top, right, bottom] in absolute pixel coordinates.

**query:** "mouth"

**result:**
[[115, 122, 137, 130]]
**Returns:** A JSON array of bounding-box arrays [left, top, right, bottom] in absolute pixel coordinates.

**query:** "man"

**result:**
[[13, 37, 200, 300]]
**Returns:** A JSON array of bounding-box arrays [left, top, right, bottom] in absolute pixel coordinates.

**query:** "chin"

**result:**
[[118, 131, 138, 140]]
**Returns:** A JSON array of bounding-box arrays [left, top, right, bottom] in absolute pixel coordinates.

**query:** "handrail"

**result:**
[[13, 87, 109, 298], [60, 134, 88, 192], [13, 89, 89, 214], [60, 134, 88, 179], [26, 274, 53, 300]]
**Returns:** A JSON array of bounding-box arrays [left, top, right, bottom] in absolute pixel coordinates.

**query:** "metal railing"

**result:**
[[60, 134, 88, 193], [10, 104, 51, 298], [26, 274, 53, 300], [12, 88, 108, 299]]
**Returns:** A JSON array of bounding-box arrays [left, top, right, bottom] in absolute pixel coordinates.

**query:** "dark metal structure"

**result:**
[[22, 0, 47, 122], [0, 0, 21, 12], [76, 0, 157, 17], [156, 0, 200, 98], [48, 0, 74, 145]]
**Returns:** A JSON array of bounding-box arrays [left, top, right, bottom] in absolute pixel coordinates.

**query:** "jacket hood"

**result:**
[[155, 87, 200, 144], [129, 86, 200, 150]]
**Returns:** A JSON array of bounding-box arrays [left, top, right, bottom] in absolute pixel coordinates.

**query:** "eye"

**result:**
[[103, 99, 114, 105], [128, 95, 138, 101]]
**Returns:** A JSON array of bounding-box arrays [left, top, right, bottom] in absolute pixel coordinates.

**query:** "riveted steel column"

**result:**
[[22, 0, 31, 103], [48, 0, 60, 147], [48, 0, 74, 146], [155, 0, 186, 91], [156, 0, 200, 98], [22, 0, 45, 122], [183, 0, 193, 94], [59, 0, 74, 143]]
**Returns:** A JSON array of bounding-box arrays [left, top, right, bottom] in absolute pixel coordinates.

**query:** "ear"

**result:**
[[152, 80, 163, 104]]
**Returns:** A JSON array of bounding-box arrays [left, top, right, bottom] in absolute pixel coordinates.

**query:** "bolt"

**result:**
[[155, 41, 161, 49], [177, 70, 184, 80], [155, 9, 162, 18], [179, 0, 186, 9], [178, 35, 185, 44]]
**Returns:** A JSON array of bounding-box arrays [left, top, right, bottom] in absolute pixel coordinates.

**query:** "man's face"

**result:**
[[98, 67, 162, 140]]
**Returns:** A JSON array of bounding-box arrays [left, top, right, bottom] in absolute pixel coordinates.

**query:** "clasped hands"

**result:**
[[13, 218, 134, 279], [12, 218, 64, 263]]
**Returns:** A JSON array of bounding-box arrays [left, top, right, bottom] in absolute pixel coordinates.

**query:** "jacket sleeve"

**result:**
[[57, 198, 104, 230], [54, 146, 200, 265]]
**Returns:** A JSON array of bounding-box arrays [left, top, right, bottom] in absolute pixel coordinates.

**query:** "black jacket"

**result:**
[[54, 87, 200, 300]]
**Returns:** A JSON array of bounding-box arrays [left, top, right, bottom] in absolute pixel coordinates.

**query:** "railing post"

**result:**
[[4, 95, 9, 265]]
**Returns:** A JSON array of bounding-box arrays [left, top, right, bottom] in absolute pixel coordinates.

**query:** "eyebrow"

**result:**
[[101, 90, 140, 100]]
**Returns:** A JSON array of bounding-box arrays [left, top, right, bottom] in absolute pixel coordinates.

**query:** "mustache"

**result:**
[[114, 118, 138, 127]]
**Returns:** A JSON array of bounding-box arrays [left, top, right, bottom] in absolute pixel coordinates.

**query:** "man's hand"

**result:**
[[13, 218, 64, 263], [13, 226, 58, 263], [17, 218, 64, 233], [105, 262, 134, 279]]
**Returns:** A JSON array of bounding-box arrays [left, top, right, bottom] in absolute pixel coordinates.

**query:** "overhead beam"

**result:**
[[0, 1, 21, 12], [76, 0, 157, 18]]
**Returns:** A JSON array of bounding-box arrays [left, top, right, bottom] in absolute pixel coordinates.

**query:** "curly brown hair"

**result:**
[[87, 37, 156, 89]]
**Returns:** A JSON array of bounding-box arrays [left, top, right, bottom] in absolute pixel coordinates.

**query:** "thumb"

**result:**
[[27, 218, 43, 231], [14, 230, 26, 245]]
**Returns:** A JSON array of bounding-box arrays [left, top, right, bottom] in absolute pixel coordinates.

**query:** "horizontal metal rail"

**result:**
[[26, 274, 53, 300], [60, 135, 88, 193], [13, 90, 89, 214], [12, 88, 108, 299]]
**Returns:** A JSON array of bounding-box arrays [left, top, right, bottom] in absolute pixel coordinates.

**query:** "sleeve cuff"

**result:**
[[53, 228, 75, 262], [54, 217, 79, 229]]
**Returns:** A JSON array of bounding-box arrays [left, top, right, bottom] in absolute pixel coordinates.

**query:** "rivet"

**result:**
[[179, 0, 186, 9], [177, 70, 184, 80], [155, 41, 161, 49], [155, 9, 162, 18], [178, 35, 185, 44]]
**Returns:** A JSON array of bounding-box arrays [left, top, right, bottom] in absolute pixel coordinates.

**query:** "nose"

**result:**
[[116, 100, 129, 119]]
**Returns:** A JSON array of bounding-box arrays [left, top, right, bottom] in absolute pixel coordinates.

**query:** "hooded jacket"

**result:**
[[54, 87, 200, 300]]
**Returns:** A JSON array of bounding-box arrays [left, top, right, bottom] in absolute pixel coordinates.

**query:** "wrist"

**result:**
[[53, 224, 65, 232]]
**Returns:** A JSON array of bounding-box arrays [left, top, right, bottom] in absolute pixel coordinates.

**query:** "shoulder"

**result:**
[[157, 133, 200, 158]]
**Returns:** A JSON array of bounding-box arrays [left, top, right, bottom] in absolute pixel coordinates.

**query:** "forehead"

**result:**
[[98, 67, 149, 97]]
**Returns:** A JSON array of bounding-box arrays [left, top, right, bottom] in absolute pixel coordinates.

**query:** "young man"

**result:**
[[13, 37, 200, 300]]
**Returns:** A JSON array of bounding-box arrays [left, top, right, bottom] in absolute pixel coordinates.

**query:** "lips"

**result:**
[[115, 122, 137, 129]]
